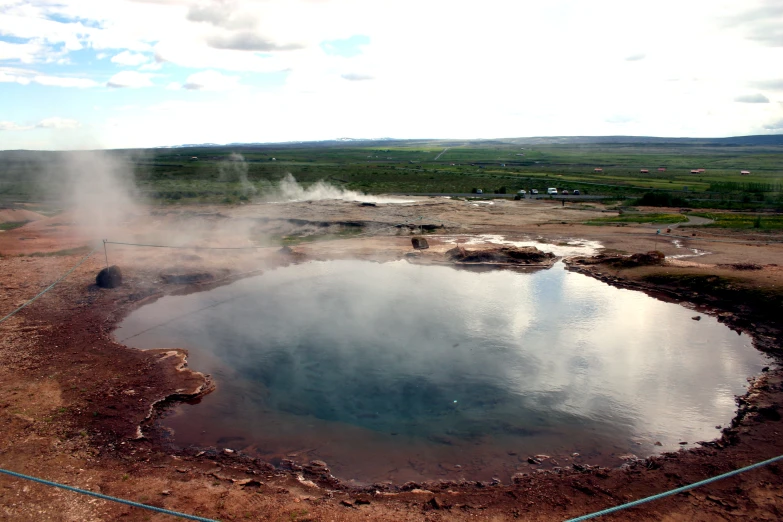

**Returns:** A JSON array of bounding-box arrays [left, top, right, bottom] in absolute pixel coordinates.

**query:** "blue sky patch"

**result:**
[[320, 35, 370, 58]]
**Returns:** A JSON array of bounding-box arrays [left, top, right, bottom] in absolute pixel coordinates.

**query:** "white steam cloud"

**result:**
[[50, 151, 142, 239], [271, 173, 413, 204], [219, 153, 257, 196]]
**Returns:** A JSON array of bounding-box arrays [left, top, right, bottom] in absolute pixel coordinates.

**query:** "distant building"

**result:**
[[690, 169, 699, 174], [658, 167, 666, 172], [741, 170, 751, 175], [594, 168, 603, 172], [697, 169, 706, 173], [640, 169, 649, 173]]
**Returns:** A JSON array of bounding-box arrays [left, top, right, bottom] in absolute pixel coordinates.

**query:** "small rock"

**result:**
[[425, 497, 443, 510], [654, 441, 662, 446], [340, 500, 355, 508], [692, 316, 701, 321], [96, 266, 122, 288], [679, 441, 688, 445], [223, 448, 235, 455], [411, 237, 429, 250], [715, 425, 722, 429], [528, 457, 542, 465], [161, 490, 171, 496]]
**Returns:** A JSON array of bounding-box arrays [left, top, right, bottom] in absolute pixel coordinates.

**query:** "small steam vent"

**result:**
[[97, 265, 122, 288]]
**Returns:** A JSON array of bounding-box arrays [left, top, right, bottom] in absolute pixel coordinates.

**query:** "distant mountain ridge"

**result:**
[[155, 134, 783, 149]]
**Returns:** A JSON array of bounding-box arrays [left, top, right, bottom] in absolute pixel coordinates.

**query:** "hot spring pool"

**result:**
[[115, 258, 767, 483]]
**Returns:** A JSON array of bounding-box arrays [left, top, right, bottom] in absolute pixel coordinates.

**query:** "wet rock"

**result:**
[[446, 245, 556, 265], [528, 457, 542, 465], [511, 473, 528, 484], [96, 265, 122, 288], [411, 237, 429, 250], [160, 271, 214, 284], [359, 202, 377, 207], [626, 251, 665, 266]]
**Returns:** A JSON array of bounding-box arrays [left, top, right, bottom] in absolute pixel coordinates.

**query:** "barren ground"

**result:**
[[1, 197, 782, 521]]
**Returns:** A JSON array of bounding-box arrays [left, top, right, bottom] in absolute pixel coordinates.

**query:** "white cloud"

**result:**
[[107, 70, 154, 88], [34, 75, 100, 88], [0, 121, 32, 131], [0, 118, 80, 131], [182, 69, 241, 91], [111, 51, 150, 66], [36, 117, 81, 129], [341, 73, 373, 81], [734, 93, 770, 103]]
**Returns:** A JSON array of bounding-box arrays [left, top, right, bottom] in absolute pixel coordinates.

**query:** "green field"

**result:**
[[586, 213, 688, 225], [1, 138, 781, 209], [691, 212, 783, 230]]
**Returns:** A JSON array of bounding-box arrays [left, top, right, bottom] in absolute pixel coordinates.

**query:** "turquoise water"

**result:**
[[116, 259, 767, 483]]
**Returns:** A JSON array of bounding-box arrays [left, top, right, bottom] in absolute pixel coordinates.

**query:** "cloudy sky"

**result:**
[[1, 0, 782, 149]]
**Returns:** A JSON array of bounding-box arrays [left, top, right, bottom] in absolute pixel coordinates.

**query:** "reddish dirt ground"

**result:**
[[1, 198, 782, 521]]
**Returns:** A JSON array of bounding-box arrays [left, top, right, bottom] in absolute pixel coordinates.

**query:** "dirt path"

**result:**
[[1, 198, 782, 521]]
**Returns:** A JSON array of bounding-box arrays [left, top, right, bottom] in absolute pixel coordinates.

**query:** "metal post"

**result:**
[[103, 239, 109, 269]]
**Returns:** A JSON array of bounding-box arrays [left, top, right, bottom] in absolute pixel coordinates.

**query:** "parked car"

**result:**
[[476, 189, 483, 194], [547, 188, 558, 195], [573, 189, 581, 195], [517, 190, 526, 195], [561, 189, 569, 195], [531, 189, 539, 194]]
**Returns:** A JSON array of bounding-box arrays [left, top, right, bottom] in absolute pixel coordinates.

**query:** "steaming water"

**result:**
[[116, 260, 767, 483]]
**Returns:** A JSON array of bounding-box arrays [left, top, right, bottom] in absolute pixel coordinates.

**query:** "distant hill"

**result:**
[[507, 135, 783, 146]]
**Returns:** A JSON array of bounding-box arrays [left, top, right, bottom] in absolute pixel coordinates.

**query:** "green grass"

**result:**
[[0, 221, 29, 231], [691, 212, 783, 230], [1, 140, 781, 208], [586, 213, 688, 225]]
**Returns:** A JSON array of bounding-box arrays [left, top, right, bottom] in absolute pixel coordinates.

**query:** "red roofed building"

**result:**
[[594, 168, 603, 172], [658, 167, 666, 172], [741, 170, 751, 175], [640, 169, 649, 173], [690, 170, 699, 174]]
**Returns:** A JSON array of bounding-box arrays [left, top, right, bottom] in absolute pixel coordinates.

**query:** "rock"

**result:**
[[411, 237, 429, 250], [161, 490, 171, 496], [425, 497, 444, 510], [692, 316, 701, 321], [222, 448, 235, 455], [96, 266, 122, 288], [359, 202, 377, 207], [160, 271, 214, 284], [679, 441, 688, 445], [445, 245, 556, 265], [511, 473, 528, 484], [340, 500, 355, 508], [528, 457, 542, 465], [278, 245, 294, 255], [654, 441, 662, 446]]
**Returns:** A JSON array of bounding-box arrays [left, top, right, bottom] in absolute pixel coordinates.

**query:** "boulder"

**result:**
[[96, 266, 122, 288], [411, 237, 429, 250], [445, 246, 556, 265]]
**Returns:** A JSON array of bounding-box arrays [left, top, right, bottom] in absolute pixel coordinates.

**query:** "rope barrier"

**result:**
[[0, 468, 219, 522], [0, 247, 98, 326], [564, 454, 783, 521]]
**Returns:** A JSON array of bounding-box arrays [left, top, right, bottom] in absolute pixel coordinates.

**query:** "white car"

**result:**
[[547, 188, 558, 195], [531, 189, 539, 194], [517, 190, 526, 195]]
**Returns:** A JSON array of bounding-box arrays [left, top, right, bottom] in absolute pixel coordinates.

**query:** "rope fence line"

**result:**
[[0, 468, 219, 522], [564, 454, 783, 521], [0, 246, 98, 326]]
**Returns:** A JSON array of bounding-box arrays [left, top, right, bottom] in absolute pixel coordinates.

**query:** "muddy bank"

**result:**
[[2, 236, 783, 520]]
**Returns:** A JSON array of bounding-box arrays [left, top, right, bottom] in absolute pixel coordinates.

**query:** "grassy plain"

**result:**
[[1, 138, 781, 209]]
